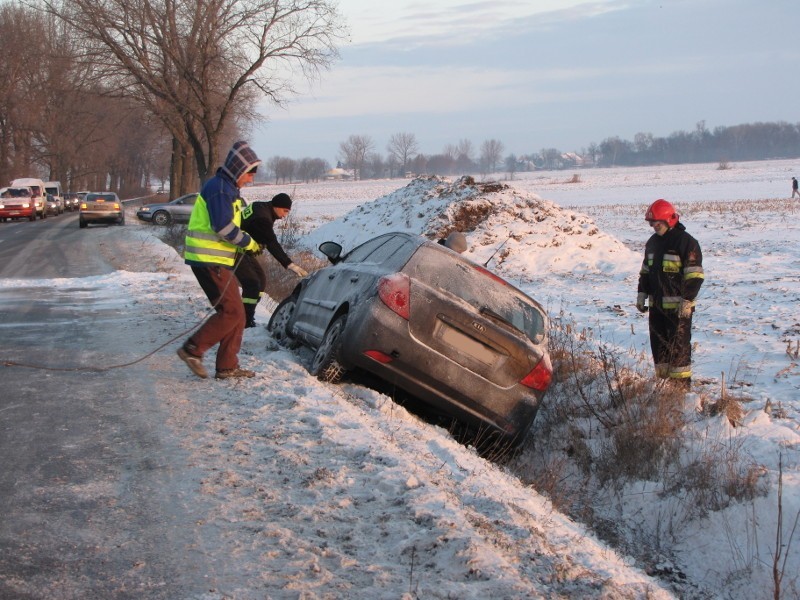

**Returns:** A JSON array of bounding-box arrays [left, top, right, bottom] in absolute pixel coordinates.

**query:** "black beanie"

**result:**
[[271, 193, 292, 209]]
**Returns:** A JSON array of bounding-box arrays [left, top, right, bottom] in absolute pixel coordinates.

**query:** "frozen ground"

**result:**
[[2, 158, 798, 599]]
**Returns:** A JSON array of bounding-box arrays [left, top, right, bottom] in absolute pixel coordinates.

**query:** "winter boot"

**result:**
[[244, 302, 257, 328]]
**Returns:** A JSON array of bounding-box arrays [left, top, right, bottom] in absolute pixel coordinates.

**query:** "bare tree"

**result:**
[[479, 139, 504, 175], [339, 134, 373, 180], [268, 156, 296, 184], [504, 153, 517, 180], [386, 132, 418, 175], [35, 0, 344, 193], [456, 138, 474, 162]]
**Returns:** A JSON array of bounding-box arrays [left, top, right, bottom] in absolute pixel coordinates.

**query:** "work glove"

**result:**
[[636, 292, 648, 313], [287, 263, 308, 277], [679, 299, 693, 318], [244, 238, 261, 254]]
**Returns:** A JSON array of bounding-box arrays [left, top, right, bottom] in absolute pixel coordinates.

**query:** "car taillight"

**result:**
[[80, 203, 87, 209], [364, 350, 393, 363], [378, 273, 410, 320], [472, 264, 510, 286], [520, 357, 552, 391], [113, 203, 120, 209]]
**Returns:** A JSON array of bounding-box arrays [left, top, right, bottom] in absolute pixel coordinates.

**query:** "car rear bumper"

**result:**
[[80, 211, 123, 223], [0, 208, 35, 218], [339, 300, 543, 441]]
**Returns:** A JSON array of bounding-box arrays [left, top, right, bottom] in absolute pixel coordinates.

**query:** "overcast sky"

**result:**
[[251, 0, 799, 165]]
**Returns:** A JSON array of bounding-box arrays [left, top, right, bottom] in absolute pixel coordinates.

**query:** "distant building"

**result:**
[[325, 168, 353, 180]]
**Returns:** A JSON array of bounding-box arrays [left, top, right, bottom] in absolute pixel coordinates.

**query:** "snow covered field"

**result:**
[[3, 158, 798, 598], [243, 158, 800, 598]]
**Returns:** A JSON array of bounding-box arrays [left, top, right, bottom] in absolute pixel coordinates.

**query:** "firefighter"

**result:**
[[636, 199, 704, 390], [237, 193, 307, 328]]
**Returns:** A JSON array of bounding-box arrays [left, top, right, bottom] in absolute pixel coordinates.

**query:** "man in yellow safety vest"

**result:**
[[177, 140, 263, 380]]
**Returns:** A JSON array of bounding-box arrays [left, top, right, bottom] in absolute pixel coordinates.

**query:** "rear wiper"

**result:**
[[480, 306, 517, 331]]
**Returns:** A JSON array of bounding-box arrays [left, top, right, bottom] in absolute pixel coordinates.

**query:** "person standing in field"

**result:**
[[792, 177, 799, 198], [636, 199, 705, 390]]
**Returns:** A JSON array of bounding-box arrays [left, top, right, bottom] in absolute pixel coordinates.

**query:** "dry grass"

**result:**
[[510, 314, 770, 571]]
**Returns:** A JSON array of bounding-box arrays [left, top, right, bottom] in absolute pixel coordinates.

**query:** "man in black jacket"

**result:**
[[636, 199, 704, 390], [238, 193, 307, 328]]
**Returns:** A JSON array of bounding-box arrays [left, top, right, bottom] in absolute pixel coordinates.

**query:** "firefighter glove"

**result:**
[[636, 292, 648, 313], [679, 299, 693, 318], [287, 263, 308, 277]]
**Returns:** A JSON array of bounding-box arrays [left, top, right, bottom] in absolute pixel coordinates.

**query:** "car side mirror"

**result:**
[[319, 241, 342, 264]]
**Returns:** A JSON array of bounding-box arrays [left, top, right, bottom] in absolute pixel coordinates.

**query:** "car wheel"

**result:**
[[267, 294, 299, 346], [153, 211, 170, 226], [310, 314, 347, 383], [79, 218, 87, 228], [29, 213, 35, 222]]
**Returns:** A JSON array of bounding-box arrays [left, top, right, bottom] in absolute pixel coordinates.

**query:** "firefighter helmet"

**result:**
[[645, 199, 679, 227]]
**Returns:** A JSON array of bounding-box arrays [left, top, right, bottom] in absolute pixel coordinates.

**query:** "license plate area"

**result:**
[[434, 319, 498, 367]]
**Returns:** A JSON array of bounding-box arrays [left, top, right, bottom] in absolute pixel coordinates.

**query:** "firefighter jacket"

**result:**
[[184, 168, 256, 268], [240, 201, 292, 268], [637, 222, 704, 311]]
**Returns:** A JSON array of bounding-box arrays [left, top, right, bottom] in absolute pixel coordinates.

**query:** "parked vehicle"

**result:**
[[10, 178, 47, 219], [136, 192, 198, 225], [79, 192, 125, 228], [44, 181, 64, 214], [63, 192, 80, 211], [0, 186, 37, 221], [268, 232, 552, 446]]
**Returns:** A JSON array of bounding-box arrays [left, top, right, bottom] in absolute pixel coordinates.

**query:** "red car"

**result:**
[[0, 187, 37, 222]]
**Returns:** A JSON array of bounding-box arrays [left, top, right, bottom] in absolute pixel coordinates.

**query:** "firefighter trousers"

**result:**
[[648, 308, 693, 381]]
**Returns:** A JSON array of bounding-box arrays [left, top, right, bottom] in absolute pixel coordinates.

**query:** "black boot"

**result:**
[[244, 303, 257, 328]]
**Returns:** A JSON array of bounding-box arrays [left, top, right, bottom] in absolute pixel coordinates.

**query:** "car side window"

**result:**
[[362, 236, 415, 269], [342, 236, 391, 263]]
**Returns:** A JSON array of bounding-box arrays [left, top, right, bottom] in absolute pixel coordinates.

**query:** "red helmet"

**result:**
[[645, 199, 679, 227]]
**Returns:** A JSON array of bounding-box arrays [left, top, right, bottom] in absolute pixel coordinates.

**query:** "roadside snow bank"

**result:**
[[302, 176, 637, 277]]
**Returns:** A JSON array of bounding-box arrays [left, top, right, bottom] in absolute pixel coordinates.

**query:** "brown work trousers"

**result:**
[[187, 265, 245, 371]]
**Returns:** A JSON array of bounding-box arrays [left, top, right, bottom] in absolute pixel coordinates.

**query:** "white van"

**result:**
[[44, 181, 65, 213], [10, 178, 47, 219]]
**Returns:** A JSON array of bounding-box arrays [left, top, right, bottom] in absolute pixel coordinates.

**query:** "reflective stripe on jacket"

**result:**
[[638, 222, 704, 311], [184, 195, 245, 267]]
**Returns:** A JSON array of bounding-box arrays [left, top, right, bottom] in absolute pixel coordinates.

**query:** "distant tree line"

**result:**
[[589, 120, 800, 167], [261, 120, 800, 183]]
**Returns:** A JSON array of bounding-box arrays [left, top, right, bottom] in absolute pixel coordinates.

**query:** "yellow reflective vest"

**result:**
[[184, 195, 244, 267]]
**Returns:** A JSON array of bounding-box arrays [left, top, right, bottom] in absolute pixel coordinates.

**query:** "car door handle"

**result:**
[[328, 274, 336, 279], [350, 277, 359, 282]]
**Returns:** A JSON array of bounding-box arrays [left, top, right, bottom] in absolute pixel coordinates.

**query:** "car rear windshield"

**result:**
[[87, 193, 117, 202], [406, 247, 547, 344]]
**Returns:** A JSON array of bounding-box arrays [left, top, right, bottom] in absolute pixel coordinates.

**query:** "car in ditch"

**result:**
[[268, 231, 552, 446], [136, 192, 198, 225], [0, 186, 37, 222], [79, 192, 125, 228]]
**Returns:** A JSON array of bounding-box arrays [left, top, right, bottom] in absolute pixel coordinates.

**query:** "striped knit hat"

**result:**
[[221, 141, 262, 183]]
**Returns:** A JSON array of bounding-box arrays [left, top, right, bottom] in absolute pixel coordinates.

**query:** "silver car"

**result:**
[[268, 232, 552, 446], [136, 193, 198, 226], [79, 192, 125, 227]]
